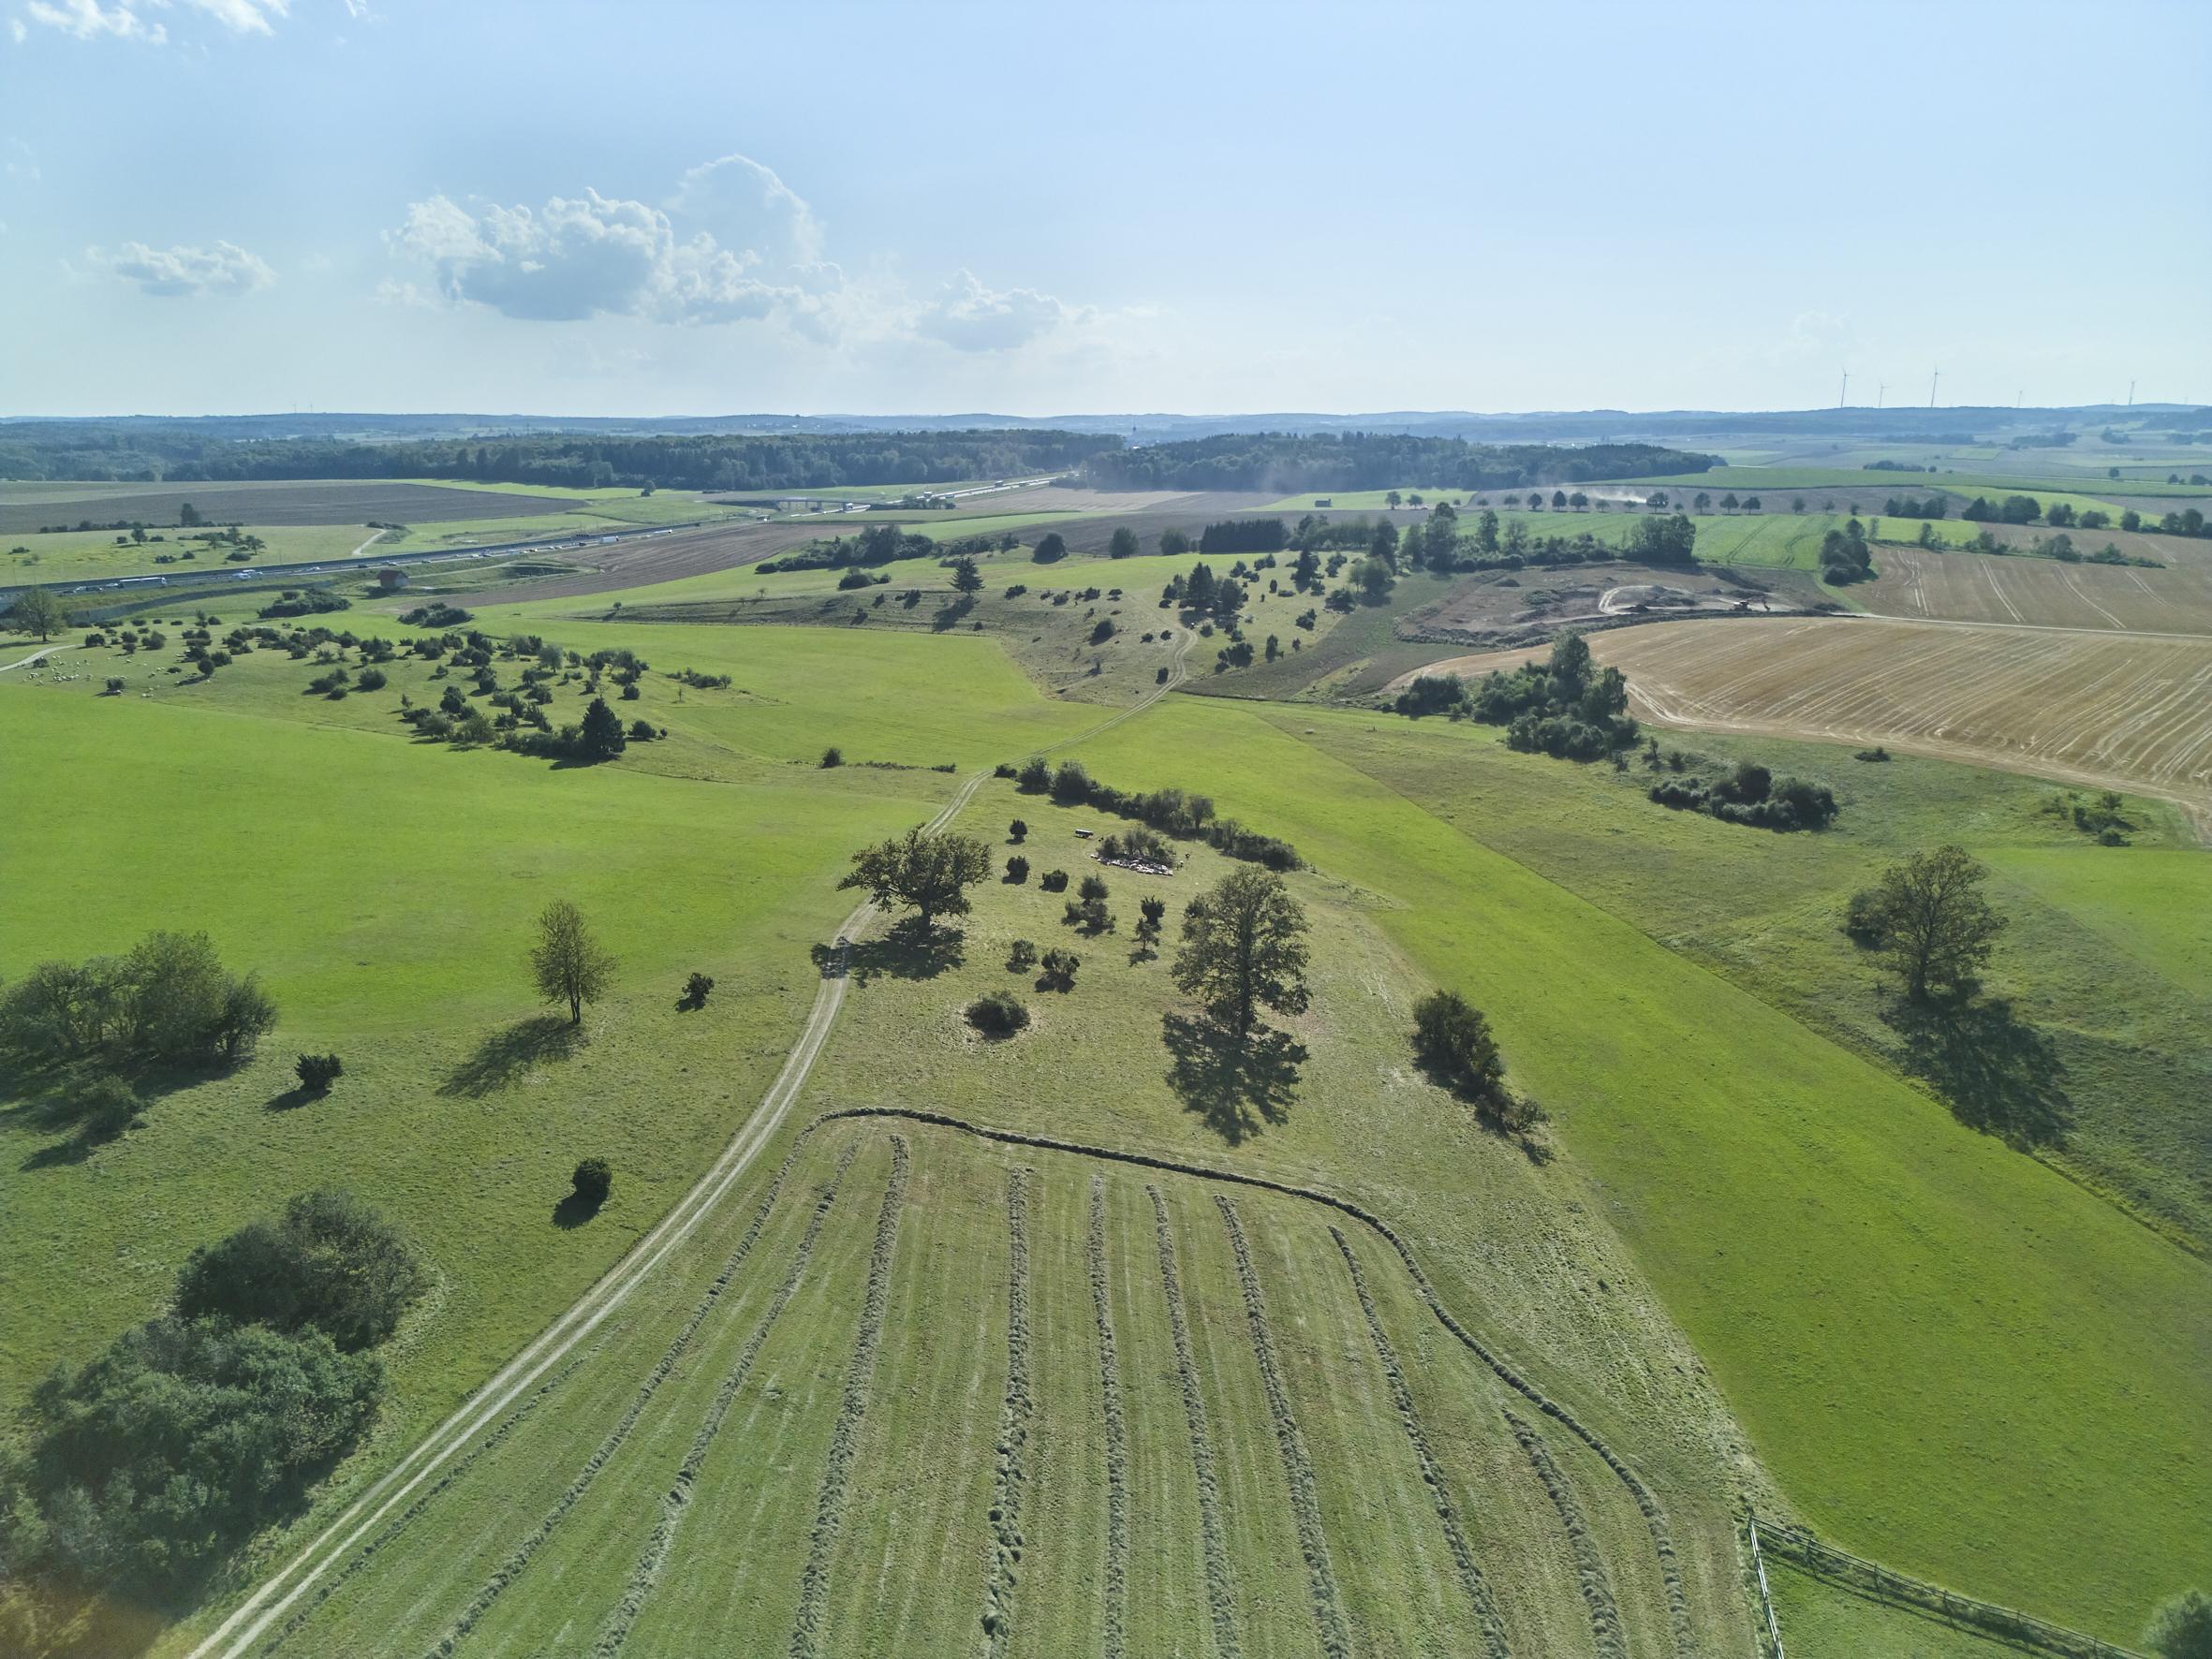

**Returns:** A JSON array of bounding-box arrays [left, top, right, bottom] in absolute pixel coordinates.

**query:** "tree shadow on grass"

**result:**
[[810, 918, 966, 986], [440, 1014, 585, 1098], [1883, 994, 2073, 1148], [1161, 1010, 1306, 1146], [552, 1190, 605, 1229]]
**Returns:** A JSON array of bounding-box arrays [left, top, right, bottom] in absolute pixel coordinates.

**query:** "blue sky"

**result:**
[[3, 0, 2207, 418]]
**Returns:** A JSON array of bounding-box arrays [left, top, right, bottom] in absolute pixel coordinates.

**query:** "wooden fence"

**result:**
[[1749, 1511, 2146, 1659]]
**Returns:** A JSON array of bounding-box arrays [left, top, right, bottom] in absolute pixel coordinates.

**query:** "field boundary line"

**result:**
[[789, 1134, 910, 1659], [1214, 1193, 1349, 1656], [1086, 1176, 1131, 1659], [592, 1138, 863, 1658], [1146, 1184, 1242, 1659], [816, 1106, 1697, 1657], [1506, 1409, 1627, 1659], [413, 1139, 854, 1657], [1329, 1226, 1511, 1658], [979, 1167, 1035, 1655], [1750, 1512, 2147, 1659]]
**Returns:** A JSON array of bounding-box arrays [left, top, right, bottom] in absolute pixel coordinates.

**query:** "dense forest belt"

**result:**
[[416, 1135, 824, 1657], [980, 1167, 1037, 1654], [805, 1105, 1695, 1653], [257, 1349, 591, 1657], [595, 1140, 862, 1658], [1214, 1194, 1351, 1657], [1086, 1176, 1132, 1659], [1329, 1226, 1512, 1659], [1508, 1410, 1629, 1659], [789, 1135, 911, 1659], [1148, 1183, 1244, 1659]]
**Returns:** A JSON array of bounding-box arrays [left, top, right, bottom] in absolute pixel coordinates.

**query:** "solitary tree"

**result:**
[[837, 825, 991, 933], [950, 555, 984, 595], [531, 900, 618, 1025], [577, 697, 627, 761], [6, 587, 68, 642], [1851, 844, 2007, 1001], [1410, 991, 1504, 1101], [1172, 867, 1310, 1036], [1032, 532, 1069, 564], [1108, 527, 1140, 560]]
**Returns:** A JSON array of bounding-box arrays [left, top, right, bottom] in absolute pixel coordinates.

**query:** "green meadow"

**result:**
[[6, 525, 2205, 1654], [1065, 697, 2212, 1641]]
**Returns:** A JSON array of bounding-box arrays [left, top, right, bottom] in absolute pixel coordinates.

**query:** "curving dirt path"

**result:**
[[185, 624, 1195, 1659], [0, 643, 74, 672]]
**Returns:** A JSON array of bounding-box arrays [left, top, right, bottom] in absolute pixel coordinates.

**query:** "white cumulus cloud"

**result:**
[[183, 0, 289, 35], [92, 238, 274, 296], [914, 269, 1086, 352], [22, 0, 166, 42]]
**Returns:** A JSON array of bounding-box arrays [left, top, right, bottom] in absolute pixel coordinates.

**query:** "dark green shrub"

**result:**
[[1039, 947, 1080, 991], [571, 1158, 612, 1205], [294, 1052, 343, 1094], [74, 1071, 142, 1140], [1005, 855, 1029, 883], [966, 991, 1030, 1038], [1040, 869, 1069, 893], [820, 745, 843, 768], [1411, 990, 1505, 1102], [683, 971, 715, 1006], [1007, 938, 1038, 971], [172, 1189, 428, 1351]]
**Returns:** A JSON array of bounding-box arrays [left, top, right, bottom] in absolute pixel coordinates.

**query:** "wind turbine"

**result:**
[[1839, 369, 1850, 408], [1876, 382, 1886, 410], [1929, 368, 1940, 408]]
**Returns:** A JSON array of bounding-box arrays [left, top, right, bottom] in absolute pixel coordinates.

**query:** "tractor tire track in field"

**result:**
[[417, 1136, 833, 1659], [1214, 1194, 1350, 1658], [593, 1138, 863, 1658], [256, 1350, 592, 1657], [1329, 1226, 1511, 1659], [1086, 1176, 1131, 1659], [814, 1107, 1696, 1658], [980, 1167, 1036, 1655], [1148, 1184, 1242, 1659], [1506, 1410, 1627, 1659], [789, 1133, 911, 1659]]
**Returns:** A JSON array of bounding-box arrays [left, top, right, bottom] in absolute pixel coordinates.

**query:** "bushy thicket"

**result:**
[[0, 931, 275, 1076], [1649, 758, 1838, 831], [1013, 757, 1300, 870], [0, 1190, 422, 1607], [758, 521, 938, 574], [172, 1189, 429, 1350], [1423, 631, 1637, 761]]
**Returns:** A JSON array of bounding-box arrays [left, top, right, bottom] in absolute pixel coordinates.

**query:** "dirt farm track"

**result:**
[[1396, 614, 2212, 833]]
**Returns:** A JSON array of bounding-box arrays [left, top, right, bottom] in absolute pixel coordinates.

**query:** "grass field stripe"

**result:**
[[1328, 1226, 1511, 1659], [255, 1347, 596, 1658], [1086, 1175, 1130, 1659], [1213, 1194, 1350, 1657], [413, 1138, 855, 1657], [1146, 1183, 1241, 1659], [789, 1133, 911, 1659], [593, 1138, 864, 1657], [1505, 1410, 1627, 1659], [804, 1107, 1697, 1655], [979, 1166, 1036, 1654]]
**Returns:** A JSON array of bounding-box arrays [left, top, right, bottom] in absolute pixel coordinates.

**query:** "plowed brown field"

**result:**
[[1858, 545, 2212, 634], [1392, 614, 2212, 830]]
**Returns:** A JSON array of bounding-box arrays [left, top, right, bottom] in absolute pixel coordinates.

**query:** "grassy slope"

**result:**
[[1064, 696, 2211, 1642], [1767, 1561, 2035, 1659], [3, 525, 384, 584], [0, 684, 939, 1417]]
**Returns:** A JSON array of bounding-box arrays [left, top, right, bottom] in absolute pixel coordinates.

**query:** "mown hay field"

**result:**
[[184, 1118, 1733, 1659]]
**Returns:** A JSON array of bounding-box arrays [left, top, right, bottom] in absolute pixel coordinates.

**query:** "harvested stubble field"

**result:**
[[1400, 615, 2212, 827], [1856, 542, 2212, 633], [217, 1116, 1730, 1659], [0, 479, 582, 534]]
